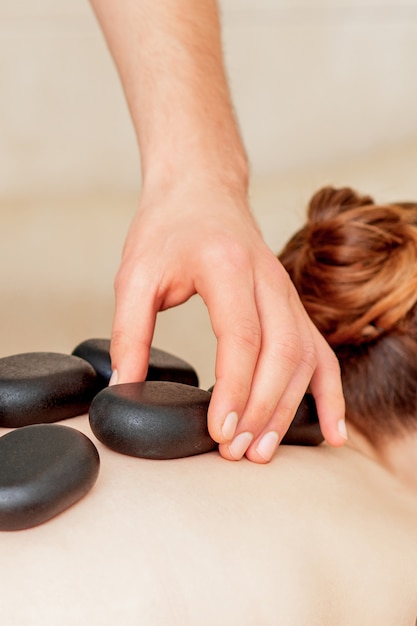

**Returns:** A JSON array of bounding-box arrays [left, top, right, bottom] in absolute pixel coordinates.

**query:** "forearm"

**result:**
[[89, 0, 249, 193]]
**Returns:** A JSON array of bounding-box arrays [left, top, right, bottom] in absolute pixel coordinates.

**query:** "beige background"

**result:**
[[1, 0, 417, 388]]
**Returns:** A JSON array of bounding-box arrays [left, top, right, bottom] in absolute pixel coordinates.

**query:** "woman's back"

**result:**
[[261, 445, 417, 625], [161, 442, 417, 625], [1, 415, 416, 625]]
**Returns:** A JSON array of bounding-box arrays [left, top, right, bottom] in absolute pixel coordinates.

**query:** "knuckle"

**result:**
[[233, 319, 262, 354], [110, 329, 125, 354], [230, 376, 252, 401], [202, 238, 249, 273], [272, 333, 318, 377], [275, 399, 298, 426], [109, 330, 124, 368], [300, 340, 318, 374], [214, 372, 251, 407], [226, 241, 250, 268], [275, 332, 304, 367], [251, 398, 278, 423], [113, 261, 135, 294], [114, 260, 160, 302]]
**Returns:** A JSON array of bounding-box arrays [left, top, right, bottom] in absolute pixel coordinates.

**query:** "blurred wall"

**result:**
[[223, 0, 417, 175], [1, 0, 416, 195], [1, 1, 417, 386]]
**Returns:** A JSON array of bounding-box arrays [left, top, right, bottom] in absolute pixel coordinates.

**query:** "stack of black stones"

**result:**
[[0, 338, 322, 531]]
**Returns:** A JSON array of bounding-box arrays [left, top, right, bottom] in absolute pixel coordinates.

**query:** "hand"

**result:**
[[110, 181, 346, 463]]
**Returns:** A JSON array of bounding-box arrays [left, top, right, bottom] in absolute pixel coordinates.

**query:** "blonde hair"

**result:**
[[279, 187, 417, 442]]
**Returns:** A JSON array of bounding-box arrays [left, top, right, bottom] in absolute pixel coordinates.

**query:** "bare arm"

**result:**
[[89, 0, 247, 189], [89, 0, 346, 462]]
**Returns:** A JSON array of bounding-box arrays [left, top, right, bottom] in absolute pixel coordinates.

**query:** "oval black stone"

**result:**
[[207, 386, 323, 447], [0, 352, 99, 428], [0, 424, 100, 531], [147, 346, 199, 387], [89, 381, 216, 459], [281, 393, 324, 446], [72, 338, 199, 389]]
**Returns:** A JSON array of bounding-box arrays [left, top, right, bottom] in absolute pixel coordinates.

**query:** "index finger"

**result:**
[[110, 264, 158, 384]]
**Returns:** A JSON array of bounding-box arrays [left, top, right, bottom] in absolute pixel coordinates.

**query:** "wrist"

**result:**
[[141, 140, 250, 200]]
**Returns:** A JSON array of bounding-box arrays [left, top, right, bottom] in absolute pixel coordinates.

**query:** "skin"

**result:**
[[89, 0, 346, 461], [1, 414, 416, 625]]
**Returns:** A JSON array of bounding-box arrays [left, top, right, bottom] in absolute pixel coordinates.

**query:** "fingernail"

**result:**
[[256, 431, 279, 461], [228, 432, 253, 460], [222, 411, 238, 440], [338, 419, 348, 440], [109, 369, 118, 386]]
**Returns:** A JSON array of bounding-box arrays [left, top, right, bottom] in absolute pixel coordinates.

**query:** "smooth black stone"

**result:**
[[89, 381, 216, 460], [281, 394, 323, 446], [0, 352, 99, 428], [72, 338, 199, 388], [207, 386, 323, 446], [0, 424, 100, 531], [71, 339, 112, 389], [147, 346, 199, 387]]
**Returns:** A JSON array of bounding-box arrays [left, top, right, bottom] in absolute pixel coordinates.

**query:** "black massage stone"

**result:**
[[89, 381, 216, 460], [0, 352, 99, 428], [0, 424, 100, 531], [72, 338, 199, 389], [281, 393, 323, 446], [207, 386, 323, 447]]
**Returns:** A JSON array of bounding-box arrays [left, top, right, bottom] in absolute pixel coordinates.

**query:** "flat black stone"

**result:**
[[89, 381, 216, 460], [0, 424, 100, 531], [281, 393, 323, 446], [0, 352, 99, 428], [207, 386, 323, 446], [72, 338, 199, 388]]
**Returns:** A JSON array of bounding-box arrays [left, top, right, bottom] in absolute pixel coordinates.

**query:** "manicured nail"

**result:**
[[256, 431, 279, 461], [228, 432, 253, 460], [338, 419, 348, 440], [109, 369, 118, 386], [222, 411, 238, 440]]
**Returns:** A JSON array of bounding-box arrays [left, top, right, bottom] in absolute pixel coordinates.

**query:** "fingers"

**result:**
[[199, 258, 262, 444], [242, 335, 317, 464], [209, 261, 346, 463], [110, 260, 158, 384], [243, 327, 345, 463], [216, 274, 314, 461], [205, 253, 303, 448], [308, 325, 346, 447]]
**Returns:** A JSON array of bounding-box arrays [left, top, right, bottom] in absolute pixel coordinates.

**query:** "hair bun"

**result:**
[[279, 187, 417, 347], [307, 186, 374, 224]]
